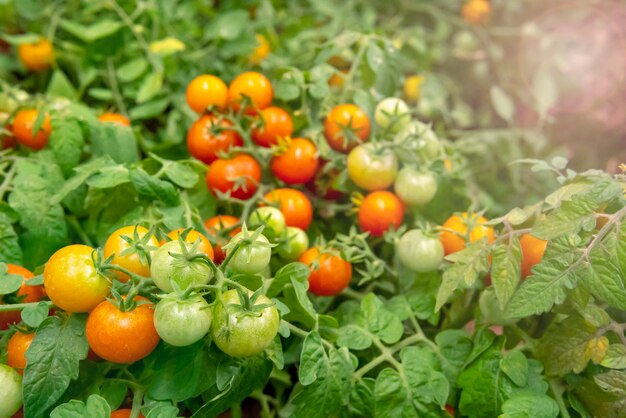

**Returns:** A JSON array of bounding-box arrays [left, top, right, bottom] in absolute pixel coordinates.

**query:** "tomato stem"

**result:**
[[130, 386, 144, 418], [0, 300, 54, 312]]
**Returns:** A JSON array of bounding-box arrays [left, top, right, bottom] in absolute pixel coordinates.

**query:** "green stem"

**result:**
[[130, 387, 144, 418], [66, 216, 94, 247], [0, 301, 54, 312], [285, 321, 334, 350], [549, 379, 571, 418]]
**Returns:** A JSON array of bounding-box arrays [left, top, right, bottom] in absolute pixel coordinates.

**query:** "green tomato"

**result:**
[[394, 168, 438, 206], [397, 229, 444, 272], [278, 227, 309, 260], [0, 364, 22, 418], [150, 240, 213, 293], [226, 230, 272, 274], [154, 294, 212, 347], [396, 121, 441, 162], [375, 97, 410, 133], [347, 143, 398, 191], [211, 289, 280, 357], [248, 207, 286, 241]]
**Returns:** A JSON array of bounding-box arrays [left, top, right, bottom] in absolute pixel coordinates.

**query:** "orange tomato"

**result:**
[[2, 124, 17, 149], [228, 72, 273, 113], [519, 234, 547, 279], [358, 191, 404, 237], [206, 154, 262, 200], [249, 34, 270, 64], [18, 38, 54, 71], [163, 228, 214, 260], [1, 264, 45, 329], [440, 212, 495, 255], [6, 331, 34, 374], [299, 247, 352, 296], [12, 109, 51, 150], [204, 215, 241, 264], [186, 74, 228, 114], [187, 115, 242, 164], [111, 409, 145, 418], [328, 69, 349, 88], [461, 0, 492, 25], [98, 113, 130, 126], [264, 188, 313, 230], [323, 104, 370, 153], [103, 226, 159, 282], [251, 106, 293, 147], [86, 297, 159, 364], [271, 138, 319, 185]]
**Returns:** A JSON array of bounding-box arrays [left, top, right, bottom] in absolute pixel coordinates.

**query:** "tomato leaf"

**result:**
[[361, 293, 403, 345], [0, 214, 22, 263], [129, 168, 180, 206], [49, 117, 85, 177], [298, 331, 326, 385], [491, 238, 522, 310], [117, 58, 149, 83], [500, 393, 559, 418], [90, 123, 140, 164], [23, 314, 90, 417], [400, 346, 450, 408], [50, 394, 111, 418], [137, 72, 164, 104], [164, 161, 199, 189], [21, 301, 50, 328]]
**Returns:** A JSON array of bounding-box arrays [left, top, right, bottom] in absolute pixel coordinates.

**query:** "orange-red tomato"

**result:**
[[6, 331, 34, 374], [323, 104, 370, 153], [86, 297, 160, 364], [520, 234, 547, 279], [12, 109, 51, 150], [111, 409, 145, 418], [440, 212, 495, 255], [328, 69, 349, 88], [0, 265, 45, 330], [204, 215, 241, 264], [358, 191, 404, 237], [271, 138, 319, 185], [186, 74, 228, 114], [251, 107, 293, 147], [103, 226, 159, 282], [18, 38, 54, 71], [163, 228, 214, 260], [187, 115, 243, 164], [2, 124, 17, 149], [299, 247, 352, 296], [461, 0, 492, 25], [264, 188, 313, 230], [206, 154, 262, 200], [98, 113, 130, 126], [228, 72, 273, 113]]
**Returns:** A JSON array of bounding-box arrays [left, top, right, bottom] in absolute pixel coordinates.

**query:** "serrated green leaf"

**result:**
[[361, 294, 403, 344], [90, 123, 140, 164], [47, 70, 78, 100], [500, 393, 559, 418], [491, 239, 522, 310], [21, 301, 49, 328], [601, 344, 626, 370], [60, 19, 123, 42], [164, 162, 199, 189], [49, 118, 84, 176], [373, 368, 414, 418], [500, 350, 528, 387], [400, 346, 450, 407], [336, 324, 372, 350], [129, 168, 180, 206], [117, 58, 149, 83], [50, 394, 111, 418], [299, 331, 326, 386]]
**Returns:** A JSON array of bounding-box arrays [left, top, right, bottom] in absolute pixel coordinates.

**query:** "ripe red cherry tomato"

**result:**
[[12, 109, 51, 150], [228, 72, 273, 113], [271, 138, 319, 185], [252, 107, 293, 147], [358, 191, 404, 237], [264, 188, 313, 230], [299, 247, 352, 296], [206, 154, 262, 200], [187, 115, 242, 164], [323, 104, 370, 153]]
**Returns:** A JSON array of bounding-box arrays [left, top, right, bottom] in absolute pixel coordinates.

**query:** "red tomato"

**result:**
[[187, 115, 243, 164], [299, 247, 352, 296], [204, 215, 241, 264], [358, 191, 404, 237], [305, 160, 343, 200], [228, 72, 273, 113], [206, 154, 262, 200], [0, 264, 45, 330], [271, 138, 319, 185], [111, 409, 145, 418], [264, 188, 313, 230], [12, 109, 51, 150], [323, 104, 370, 153], [252, 107, 293, 147]]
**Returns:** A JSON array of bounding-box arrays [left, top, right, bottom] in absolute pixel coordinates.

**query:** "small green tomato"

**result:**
[[375, 97, 410, 133]]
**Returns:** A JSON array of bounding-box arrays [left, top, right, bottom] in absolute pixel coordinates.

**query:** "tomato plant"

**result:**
[[224, 228, 272, 275], [185, 74, 228, 114], [12, 109, 51, 150], [397, 229, 444, 273], [6, 331, 34, 373], [103, 226, 159, 282]]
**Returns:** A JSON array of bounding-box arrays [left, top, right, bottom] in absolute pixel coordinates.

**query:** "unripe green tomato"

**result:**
[[397, 229, 444, 272], [278, 227, 309, 260], [347, 143, 398, 191], [479, 288, 517, 326], [248, 207, 286, 241], [151, 240, 213, 292], [154, 294, 212, 347], [375, 97, 410, 133], [395, 121, 441, 163], [394, 168, 438, 206], [227, 231, 272, 274], [0, 364, 22, 418], [211, 289, 280, 357]]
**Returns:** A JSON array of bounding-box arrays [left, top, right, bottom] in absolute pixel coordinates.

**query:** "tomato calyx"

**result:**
[[223, 286, 275, 319], [220, 224, 275, 269]]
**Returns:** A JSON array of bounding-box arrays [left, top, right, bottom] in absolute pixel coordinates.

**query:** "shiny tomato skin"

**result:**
[[299, 247, 352, 296], [347, 143, 398, 191], [187, 115, 242, 164], [110, 410, 145, 418], [226, 231, 272, 274], [151, 240, 213, 293], [6, 331, 34, 374], [462, 0, 492, 25], [228, 72, 273, 113], [12, 109, 51, 150], [394, 168, 438, 206], [211, 289, 279, 357], [186, 74, 228, 114], [154, 294, 212, 347], [164, 228, 214, 260], [86, 297, 160, 364], [440, 212, 495, 255], [0, 264, 45, 330], [520, 234, 547, 279], [278, 227, 309, 260], [323, 104, 370, 153], [397, 230, 444, 273], [18, 38, 53, 71], [0, 364, 22, 418], [98, 113, 130, 126], [248, 206, 286, 241], [103, 226, 159, 282], [206, 154, 262, 200], [263, 188, 313, 230], [252, 106, 293, 147], [271, 138, 319, 185], [43, 245, 110, 313], [358, 191, 404, 237]]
